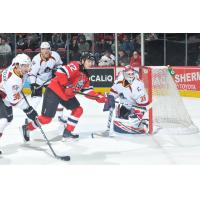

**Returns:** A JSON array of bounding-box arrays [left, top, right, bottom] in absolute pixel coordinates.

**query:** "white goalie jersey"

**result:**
[[110, 78, 148, 110], [29, 51, 63, 85]]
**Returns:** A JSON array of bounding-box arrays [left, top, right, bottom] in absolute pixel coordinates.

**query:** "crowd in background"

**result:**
[[1, 33, 200, 68], [0, 33, 142, 68]]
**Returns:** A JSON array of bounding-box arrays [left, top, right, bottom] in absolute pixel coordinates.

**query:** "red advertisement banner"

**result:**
[[171, 66, 200, 91]]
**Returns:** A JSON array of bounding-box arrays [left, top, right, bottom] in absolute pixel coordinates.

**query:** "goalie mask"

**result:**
[[123, 65, 135, 84]]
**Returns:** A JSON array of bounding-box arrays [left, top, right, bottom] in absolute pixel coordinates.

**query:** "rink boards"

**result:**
[[8, 65, 200, 98]]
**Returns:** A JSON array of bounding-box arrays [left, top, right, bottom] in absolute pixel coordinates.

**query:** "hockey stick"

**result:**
[[21, 92, 70, 161], [75, 90, 152, 111], [73, 91, 114, 137], [74, 91, 100, 99], [34, 78, 52, 90]]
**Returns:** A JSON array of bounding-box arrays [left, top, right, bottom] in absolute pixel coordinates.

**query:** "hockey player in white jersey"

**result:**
[[103, 65, 149, 134], [28, 42, 65, 120], [0, 54, 38, 153]]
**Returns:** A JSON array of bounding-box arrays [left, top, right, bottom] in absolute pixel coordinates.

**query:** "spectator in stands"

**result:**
[[145, 33, 158, 41], [98, 50, 115, 66], [120, 34, 134, 56], [0, 36, 12, 67], [16, 34, 27, 50], [52, 33, 65, 49], [84, 33, 94, 49], [26, 33, 40, 50], [111, 41, 121, 54], [77, 34, 90, 54], [69, 37, 81, 61], [131, 37, 141, 52], [118, 49, 129, 66], [95, 38, 111, 55], [130, 51, 141, 67], [0, 36, 12, 55]]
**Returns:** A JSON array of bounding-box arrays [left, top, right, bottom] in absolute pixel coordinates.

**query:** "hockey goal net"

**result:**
[[141, 66, 199, 135]]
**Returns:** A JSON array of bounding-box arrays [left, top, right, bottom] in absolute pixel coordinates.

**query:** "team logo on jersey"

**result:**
[[12, 85, 19, 92], [76, 80, 84, 89], [32, 60, 36, 65]]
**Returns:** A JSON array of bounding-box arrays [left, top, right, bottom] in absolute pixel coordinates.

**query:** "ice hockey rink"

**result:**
[[1, 95, 200, 165]]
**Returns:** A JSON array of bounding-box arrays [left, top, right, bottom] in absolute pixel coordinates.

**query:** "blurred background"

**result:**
[[1, 33, 199, 68]]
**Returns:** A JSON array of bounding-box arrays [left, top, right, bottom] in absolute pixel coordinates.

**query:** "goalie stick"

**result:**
[[21, 92, 71, 161], [91, 108, 114, 138]]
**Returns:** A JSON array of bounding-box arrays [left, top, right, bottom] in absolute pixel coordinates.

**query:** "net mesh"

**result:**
[[142, 66, 199, 134]]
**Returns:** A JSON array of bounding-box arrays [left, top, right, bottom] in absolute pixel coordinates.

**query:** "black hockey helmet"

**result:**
[[80, 52, 95, 63]]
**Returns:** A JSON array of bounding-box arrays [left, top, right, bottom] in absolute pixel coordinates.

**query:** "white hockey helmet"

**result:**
[[13, 53, 31, 67], [40, 42, 51, 49], [123, 65, 135, 84]]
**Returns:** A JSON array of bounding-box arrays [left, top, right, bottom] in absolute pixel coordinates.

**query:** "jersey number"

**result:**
[[140, 95, 146, 102], [69, 64, 77, 71]]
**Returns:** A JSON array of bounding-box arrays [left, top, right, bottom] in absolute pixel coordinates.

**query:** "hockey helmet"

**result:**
[[40, 42, 51, 49], [80, 52, 95, 62], [13, 53, 31, 67]]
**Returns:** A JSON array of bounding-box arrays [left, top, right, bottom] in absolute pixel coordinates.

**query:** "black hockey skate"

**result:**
[[22, 119, 30, 142], [0, 150, 2, 155], [62, 129, 79, 142]]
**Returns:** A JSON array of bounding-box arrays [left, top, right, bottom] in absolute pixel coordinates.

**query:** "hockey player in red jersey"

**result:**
[[22, 52, 108, 141]]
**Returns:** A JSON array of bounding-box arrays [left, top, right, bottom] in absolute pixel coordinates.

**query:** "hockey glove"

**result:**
[[30, 83, 42, 97], [96, 94, 108, 103], [103, 95, 115, 111], [23, 106, 38, 122]]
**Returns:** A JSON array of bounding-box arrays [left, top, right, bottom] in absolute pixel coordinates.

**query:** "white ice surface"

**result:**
[[1, 96, 200, 165]]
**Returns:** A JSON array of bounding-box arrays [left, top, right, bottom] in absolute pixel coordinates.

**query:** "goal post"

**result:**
[[142, 66, 199, 135]]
